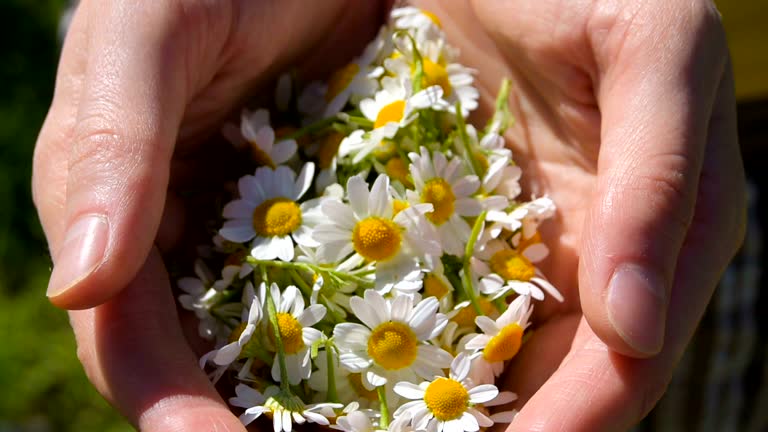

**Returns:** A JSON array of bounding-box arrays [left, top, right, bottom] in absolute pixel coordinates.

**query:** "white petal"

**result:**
[[390, 294, 413, 323], [273, 236, 295, 262], [294, 162, 315, 199], [349, 295, 384, 330], [475, 316, 499, 336], [468, 384, 499, 404], [338, 352, 372, 371], [223, 199, 255, 219], [220, 219, 256, 243], [213, 342, 241, 365], [347, 175, 370, 217], [272, 140, 297, 165], [365, 370, 387, 388], [489, 410, 517, 424], [394, 382, 426, 400], [298, 304, 326, 326], [522, 242, 549, 262], [533, 277, 564, 302], [333, 323, 371, 349], [368, 174, 391, 217]]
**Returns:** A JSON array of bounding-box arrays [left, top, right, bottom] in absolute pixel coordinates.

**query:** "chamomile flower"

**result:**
[[465, 295, 533, 385], [240, 108, 297, 167], [265, 284, 327, 385], [220, 163, 326, 262], [333, 289, 452, 390], [178, 260, 238, 341], [471, 239, 563, 302], [230, 384, 341, 431], [392, 353, 500, 432], [339, 78, 448, 163], [313, 174, 440, 293], [407, 147, 482, 257], [207, 282, 263, 366], [385, 47, 478, 117]]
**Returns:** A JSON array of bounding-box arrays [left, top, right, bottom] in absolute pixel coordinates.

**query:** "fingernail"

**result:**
[[606, 264, 667, 355], [47, 214, 109, 298]]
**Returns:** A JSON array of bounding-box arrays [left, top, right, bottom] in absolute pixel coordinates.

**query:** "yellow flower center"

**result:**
[[352, 217, 402, 261], [385, 157, 413, 188], [348, 373, 378, 400], [451, 298, 496, 328], [367, 321, 418, 370], [421, 178, 455, 225], [489, 249, 535, 282], [423, 273, 450, 299], [483, 323, 523, 363], [252, 197, 302, 237], [275, 312, 305, 355], [424, 378, 469, 421], [421, 9, 442, 28], [326, 63, 360, 102], [318, 132, 344, 169], [421, 59, 452, 97], [374, 100, 406, 129], [392, 199, 410, 217]]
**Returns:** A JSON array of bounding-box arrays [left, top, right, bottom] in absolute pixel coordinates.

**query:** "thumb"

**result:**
[[46, 2, 192, 309], [579, 3, 727, 357]]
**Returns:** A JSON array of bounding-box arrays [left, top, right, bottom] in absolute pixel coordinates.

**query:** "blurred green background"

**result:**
[[0, 1, 765, 432], [0, 0, 131, 430]]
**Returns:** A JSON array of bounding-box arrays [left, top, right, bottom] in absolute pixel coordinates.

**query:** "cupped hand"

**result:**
[[33, 0, 389, 429], [417, 0, 746, 430]]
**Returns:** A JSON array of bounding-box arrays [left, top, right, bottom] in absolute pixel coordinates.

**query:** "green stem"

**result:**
[[266, 290, 291, 391], [492, 297, 508, 314], [462, 211, 487, 315], [288, 268, 313, 298], [377, 386, 390, 429], [325, 340, 339, 403], [455, 102, 483, 177], [338, 114, 374, 128], [485, 78, 512, 135]]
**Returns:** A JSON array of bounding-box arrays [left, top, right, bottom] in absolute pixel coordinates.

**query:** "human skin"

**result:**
[[33, 0, 745, 431]]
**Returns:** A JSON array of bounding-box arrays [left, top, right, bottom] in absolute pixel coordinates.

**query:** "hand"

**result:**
[[33, 0, 389, 429], [415, 0, 746, 430]]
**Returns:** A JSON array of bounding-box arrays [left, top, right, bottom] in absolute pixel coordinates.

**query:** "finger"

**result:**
[[69, 248, 245, 431], [33, 2, 89, 248], [508, 62, 745, 432], [579, 2, 730, 356], [45, 2, 195, 309]]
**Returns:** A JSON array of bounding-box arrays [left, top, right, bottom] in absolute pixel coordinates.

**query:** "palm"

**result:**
[[413, 0, 607, 409]]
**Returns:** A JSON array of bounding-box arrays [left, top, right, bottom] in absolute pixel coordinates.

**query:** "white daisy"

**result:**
[[339, 78, 448, 163], [177, 260, 239, 341], [265, 284, 327, 385], [230, 384, 341, 431], [407, 147, 483, 257], [464, 295, 533, 385], [219, 163, 327, 262], [333, 289, 452, 391], [206, 282, 263, 366], [385, 48, 478, 117], [471, 238, 563, 302], [392, 353, 499, 432], [240, 108, 297, 167], [313, 174, 441, 293]]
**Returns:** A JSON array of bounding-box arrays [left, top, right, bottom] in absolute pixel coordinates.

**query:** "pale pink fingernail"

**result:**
[[47, 214, 109, 298], [607, 264, 668, 355]]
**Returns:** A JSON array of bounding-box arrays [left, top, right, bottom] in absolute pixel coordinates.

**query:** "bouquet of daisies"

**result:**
[[177, 7, 563, 432]]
